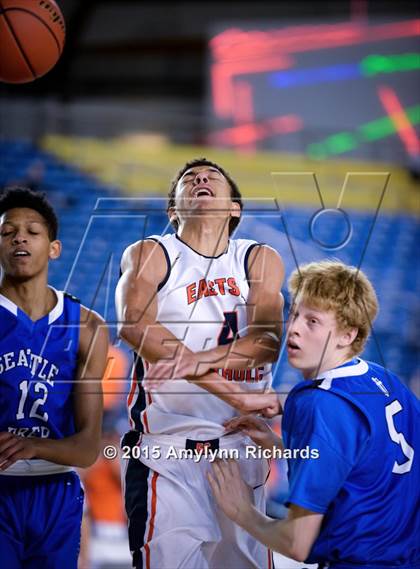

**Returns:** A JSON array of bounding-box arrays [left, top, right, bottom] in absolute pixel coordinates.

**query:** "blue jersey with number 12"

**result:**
[[0, 289, 80, 441], [282, 358, 420, 568]]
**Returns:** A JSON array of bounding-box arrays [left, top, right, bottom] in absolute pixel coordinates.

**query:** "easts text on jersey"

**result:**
[[187, 277, 240, 304]]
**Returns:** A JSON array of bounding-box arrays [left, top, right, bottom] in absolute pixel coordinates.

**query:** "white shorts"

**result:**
[[122, 431, 274, 569]]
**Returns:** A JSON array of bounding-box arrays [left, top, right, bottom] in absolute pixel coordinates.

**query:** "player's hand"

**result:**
[[144, 352, 211, 391], [224, 415, 282, 451], [242, 390, 282, 416], [207, 459, 255, 527], [0, 432, 37, 471]]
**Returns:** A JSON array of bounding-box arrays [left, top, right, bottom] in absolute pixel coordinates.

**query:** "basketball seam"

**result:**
[[2, 7, 63, 61], [0, 10, 36, 80]]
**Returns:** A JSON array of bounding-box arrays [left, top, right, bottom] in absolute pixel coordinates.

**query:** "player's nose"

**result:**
[[287, 318, 301, 337], [12, 232, 27, 244], [194, 172, 209, 185]]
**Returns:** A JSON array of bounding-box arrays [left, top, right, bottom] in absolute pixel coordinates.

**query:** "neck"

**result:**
[[0, 275, 56, 320], [177, 219, 230, 257], [304, 354, 355, 380]]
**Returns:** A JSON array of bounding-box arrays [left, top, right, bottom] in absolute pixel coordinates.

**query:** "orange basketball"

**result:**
[[0, 0, 65, 83]]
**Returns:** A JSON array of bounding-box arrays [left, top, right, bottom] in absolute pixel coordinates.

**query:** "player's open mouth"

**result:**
[[13, 250, 31, 257], [193, 187, 214, 198], [287, 340, 300, 353]]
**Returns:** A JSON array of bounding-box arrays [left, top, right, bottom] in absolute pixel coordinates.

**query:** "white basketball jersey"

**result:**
[[127, 233, 273, 439]]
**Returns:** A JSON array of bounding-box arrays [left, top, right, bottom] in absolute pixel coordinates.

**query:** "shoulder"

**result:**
[[245, 244, 284, 286], [120, 238, 169, 275], [248, 244, 284, 273], [286, 382, 370, 434]]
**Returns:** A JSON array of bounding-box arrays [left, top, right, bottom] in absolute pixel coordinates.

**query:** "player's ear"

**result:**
[[230, 201, 241, 219], [168, 207, 177, 223], [339, 327, 358, 348], [49, 239, 62, 260]]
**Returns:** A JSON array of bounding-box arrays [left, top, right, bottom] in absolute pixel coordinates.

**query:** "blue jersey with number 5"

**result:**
[[282, 358, 420, 568], [0, 289, 80, 440]]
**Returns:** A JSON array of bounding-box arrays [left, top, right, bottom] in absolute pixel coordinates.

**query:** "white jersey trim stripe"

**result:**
[[317, 358, 369, 390]]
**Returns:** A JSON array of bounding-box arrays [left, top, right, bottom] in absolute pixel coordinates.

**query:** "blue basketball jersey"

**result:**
[[282, 358, 420, 568], [0, 288, 80, 448]]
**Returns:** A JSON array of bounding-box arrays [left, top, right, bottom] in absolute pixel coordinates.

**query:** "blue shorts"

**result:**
[[0, 471, 84, 569]]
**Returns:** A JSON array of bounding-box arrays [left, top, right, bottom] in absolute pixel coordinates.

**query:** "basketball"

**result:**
[[0, 0, 65, 83]]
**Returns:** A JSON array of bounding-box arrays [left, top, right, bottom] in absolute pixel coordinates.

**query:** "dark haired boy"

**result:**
[[0, 187, 109, 569], [116, 159, 284, 568]]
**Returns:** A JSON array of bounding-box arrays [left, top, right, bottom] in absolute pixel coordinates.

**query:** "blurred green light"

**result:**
[[305, 105, 420, 158], [325, 133, 358, 154], [361, 53, 420, 76]]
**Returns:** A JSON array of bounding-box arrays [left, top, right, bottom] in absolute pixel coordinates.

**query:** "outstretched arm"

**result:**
[[208, 460, 323, 562]]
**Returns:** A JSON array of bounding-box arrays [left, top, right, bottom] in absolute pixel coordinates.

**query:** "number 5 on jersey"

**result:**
[[385, 400, 414, 474]]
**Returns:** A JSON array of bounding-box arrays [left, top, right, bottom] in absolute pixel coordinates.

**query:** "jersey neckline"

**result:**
[[175, 234, 230, 259], [0, 286, 64, 326], [314, 358, 369, 390]]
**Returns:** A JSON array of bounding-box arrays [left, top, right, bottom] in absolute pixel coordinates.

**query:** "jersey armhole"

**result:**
[[63, 292, 81, 303], [244, 243, 263, 287], [146, 238, 171, 291]]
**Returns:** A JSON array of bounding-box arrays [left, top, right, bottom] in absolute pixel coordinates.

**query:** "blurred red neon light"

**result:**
[[210, 20, 420, 119], [208, 114, 303, 146], [378, 86, 420, 156]]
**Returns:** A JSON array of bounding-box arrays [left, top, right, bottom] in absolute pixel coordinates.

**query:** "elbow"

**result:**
[[260, 332, 281, 363], [118, 322, 143, 348], [288, 542, 311, 563], [77, 446, 101, 469], [289, 552, 307, 563], [117, 322, 130, 342], [76, 435, 101, 468], [266, 347, 280, 364]]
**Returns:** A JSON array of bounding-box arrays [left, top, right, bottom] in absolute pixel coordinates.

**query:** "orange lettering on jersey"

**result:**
[[186, 277, 241, 304], [187, 283, 196, 305], [197, 279, 209, 299], [208, 281, 217, 296], [214, 278, 226, 295], [227, 277, 240, 296]]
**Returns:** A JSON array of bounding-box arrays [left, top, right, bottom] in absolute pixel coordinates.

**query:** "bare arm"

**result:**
[[116, 240, 179, 363], [0, 308, 109, 470], [208, 460, 323, 562], [115, 240, 279, 415]]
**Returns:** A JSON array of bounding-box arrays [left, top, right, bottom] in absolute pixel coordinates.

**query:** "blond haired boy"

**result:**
[[209, 261, 419, 569]]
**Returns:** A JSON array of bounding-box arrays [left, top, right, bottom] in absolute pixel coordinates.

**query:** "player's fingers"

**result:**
[[0, 438, 23, 461], [206, 471, 221, 497], [0, 435, 21, 455], [224, 414, 256, 430], [226, 459, 240, 478], [211, 459, 230, 485], [0, 450, 21, 471], [0, 432, 15, 444], [0, 459, 13, 471]]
